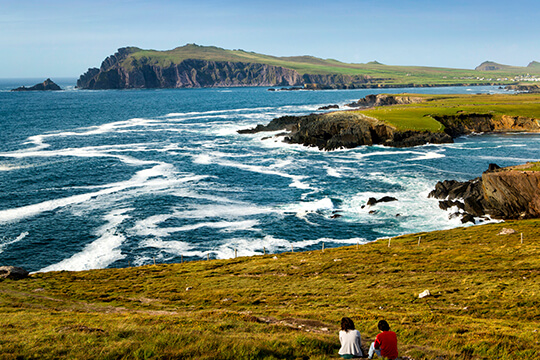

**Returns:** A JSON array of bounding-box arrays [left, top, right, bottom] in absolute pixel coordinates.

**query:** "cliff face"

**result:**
[[433, 113, 540, 137], [482, 166, 540, 219], [430, 163, 540, 221], [77, 48, 305, 89], [78, 60, 304, 89]]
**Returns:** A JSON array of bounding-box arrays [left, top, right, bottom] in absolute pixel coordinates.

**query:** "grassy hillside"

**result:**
[[117, 44, 540, 87], [353, 93, 540, 131], [1, 220, 539, 359]]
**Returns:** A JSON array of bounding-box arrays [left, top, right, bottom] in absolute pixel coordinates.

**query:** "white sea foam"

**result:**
[[0, 163, 208, 224], [0, 232, 29, 254], [38, 208, 132, 272], [190, 153, 313, 189], [406, 151, 446, 161], [132, 218, 260, 237], [282, 197, 334, 217]]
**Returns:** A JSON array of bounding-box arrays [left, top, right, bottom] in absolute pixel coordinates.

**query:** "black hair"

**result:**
[[378, 320, 390, 331], [341, 317, 356, 331]]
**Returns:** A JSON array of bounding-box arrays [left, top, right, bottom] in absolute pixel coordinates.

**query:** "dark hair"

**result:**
[[341, 317, 355, 331], [378, 320, 390, 331]]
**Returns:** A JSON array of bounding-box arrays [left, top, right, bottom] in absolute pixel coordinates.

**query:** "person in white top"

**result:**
[[338, 317, 364, 359]]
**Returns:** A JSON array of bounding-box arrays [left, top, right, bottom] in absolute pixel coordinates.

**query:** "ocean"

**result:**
[[1, 79, 539, 273]]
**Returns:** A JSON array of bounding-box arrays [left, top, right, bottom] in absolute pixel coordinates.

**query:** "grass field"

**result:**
[[1, 220, 539, 359], [117, 44, 540, 87], [352, 93, 540, 131]]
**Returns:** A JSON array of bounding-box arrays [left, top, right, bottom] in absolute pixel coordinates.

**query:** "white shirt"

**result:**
[[338, 329, 363, 356]]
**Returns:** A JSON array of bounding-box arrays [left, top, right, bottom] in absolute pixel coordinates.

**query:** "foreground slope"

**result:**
[[1, 221, 539, 359], [77, 44, 540, 89]]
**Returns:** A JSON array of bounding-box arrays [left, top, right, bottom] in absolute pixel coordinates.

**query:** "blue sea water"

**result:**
[[1, 79, 539, 273]]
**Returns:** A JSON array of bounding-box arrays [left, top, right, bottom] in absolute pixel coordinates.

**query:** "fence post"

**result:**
[[418, 236, 421, 246], [388, 238, 391, 247], [521, 233, 523, 244], [322, 242, 325, 252], [235, 249, 237, 258], [263, 247, 266, 255]]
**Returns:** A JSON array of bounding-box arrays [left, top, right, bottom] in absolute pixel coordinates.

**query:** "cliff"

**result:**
[[432, 113, 540, 137], [430, 163, 540, 221], [77, 48, 304, 89], [11, 78, 61, 91]]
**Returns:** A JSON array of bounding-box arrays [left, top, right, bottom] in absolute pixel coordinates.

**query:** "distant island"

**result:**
[[11, 78, 61, 91], [77, 44, 540, 90]]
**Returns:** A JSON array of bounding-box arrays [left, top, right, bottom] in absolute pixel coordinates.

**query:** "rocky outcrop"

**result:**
[[429, 163, 540, 221], [11, 78, 61, 91], [239, 111, 452, 150], [238, 93, 540, 150], [0, 266, 29, 280], [346, 94, 425, 108], [505, 84, 540, 93]]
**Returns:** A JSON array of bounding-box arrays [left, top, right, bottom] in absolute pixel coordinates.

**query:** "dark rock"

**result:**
[[11, 78, 61, 91], [367, 196, 398, 206], [368, 210, 378, 214], [0, 266, 29, 280], [317, 104, 339, 110], [487, 163, 501, 172], [346, 94, 424, 108], [461, 214, 476, 224], [330, 214, 342, 219], [366, 197, 378, 206]]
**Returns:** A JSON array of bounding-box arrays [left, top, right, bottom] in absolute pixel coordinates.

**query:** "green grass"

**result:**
[[1, 220, 540, 359], [116, 44, 540, 86], [352, 93, 540, 131]]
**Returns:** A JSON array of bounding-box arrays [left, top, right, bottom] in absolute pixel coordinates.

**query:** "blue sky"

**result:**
[[1, 0, 539, 78]]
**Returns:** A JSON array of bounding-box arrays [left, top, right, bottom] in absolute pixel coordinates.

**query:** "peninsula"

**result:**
[[239, 93, 540, 150], [77, 44, 540, 90]]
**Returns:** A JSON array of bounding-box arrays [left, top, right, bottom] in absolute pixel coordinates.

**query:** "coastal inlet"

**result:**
[[1, 83, 538, 273]]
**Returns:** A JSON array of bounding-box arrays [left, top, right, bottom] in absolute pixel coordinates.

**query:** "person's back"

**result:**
[[368, 320, 398, 360], [338, 317, 363, 359], [374, 329, 398, 359]]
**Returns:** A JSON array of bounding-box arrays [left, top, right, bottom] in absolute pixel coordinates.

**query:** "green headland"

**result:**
[[353, 93, 540, 132], [77, 44, 540, 89]]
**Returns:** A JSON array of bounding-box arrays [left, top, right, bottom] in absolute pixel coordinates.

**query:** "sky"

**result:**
[[1, 0, 539, 78]]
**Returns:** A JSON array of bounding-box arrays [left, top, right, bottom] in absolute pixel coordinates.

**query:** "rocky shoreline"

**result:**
[[238, 94, 540, 150], [429, 163, 540, 223]]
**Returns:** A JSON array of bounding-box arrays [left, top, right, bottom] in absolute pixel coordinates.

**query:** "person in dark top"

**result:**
[[368, 320, 398, 359]]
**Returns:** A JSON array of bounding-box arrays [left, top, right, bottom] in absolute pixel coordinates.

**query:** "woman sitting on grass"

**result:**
[[338, 317, 364, 359]]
